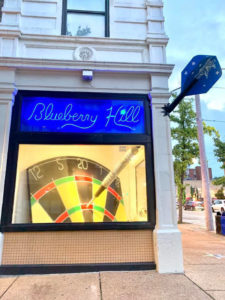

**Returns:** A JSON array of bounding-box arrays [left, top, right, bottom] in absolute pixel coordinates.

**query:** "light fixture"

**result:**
[[82, 70, 93, 81]]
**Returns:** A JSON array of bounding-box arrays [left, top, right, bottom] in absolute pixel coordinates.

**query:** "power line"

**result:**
[[203, 119, 225, 123], [170, 86, 225, 92]]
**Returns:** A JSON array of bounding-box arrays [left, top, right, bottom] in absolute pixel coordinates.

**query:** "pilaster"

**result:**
[[0, 69, 16, 265], [0, 0, 21, 57], [0, 69, 17, 220], [151, 95, 184, 273], [146, 0, 168, 63], [1, 0, 22, 29]]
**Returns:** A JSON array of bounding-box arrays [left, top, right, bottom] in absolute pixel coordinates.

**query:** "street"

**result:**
[[181, 208, 217, 229]]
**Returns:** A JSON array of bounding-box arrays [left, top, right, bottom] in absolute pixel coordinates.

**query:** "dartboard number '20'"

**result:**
[[28, 156, 127, 223]]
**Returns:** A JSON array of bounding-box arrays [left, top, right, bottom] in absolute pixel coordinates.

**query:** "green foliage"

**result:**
[[213, 137, 225, 186], [190, 186, 195, 198], [170, 99, 199, 164], [213, 176, 225, 187], [203, 122, 220, 138], [170, 97, 199, 223], [215, 187, 225, 199], [214, 137, 225, 168]]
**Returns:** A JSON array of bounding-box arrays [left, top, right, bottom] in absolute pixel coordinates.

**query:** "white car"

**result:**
[[212, 199, 225, 213]]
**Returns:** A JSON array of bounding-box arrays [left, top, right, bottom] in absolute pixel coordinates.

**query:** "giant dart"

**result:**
[[163, 55, 222, 116]]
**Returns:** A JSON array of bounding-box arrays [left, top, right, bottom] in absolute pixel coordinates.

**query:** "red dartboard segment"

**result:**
[[55, 211, 69, 223], [107, 186, 121, 201], [104, 209, 115, 221], [33, 182, 56, 201], [75, 175, 92, 182], [81, 204, 93, 210]]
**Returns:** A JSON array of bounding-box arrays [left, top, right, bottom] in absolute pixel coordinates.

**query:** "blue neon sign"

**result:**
[[20, 96, 145, 134]]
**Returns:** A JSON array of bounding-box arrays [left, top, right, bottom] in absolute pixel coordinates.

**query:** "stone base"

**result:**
[[153, 228, 184, 273]]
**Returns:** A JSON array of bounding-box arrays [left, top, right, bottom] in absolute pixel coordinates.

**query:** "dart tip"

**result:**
[[87, 197, 95, 207]]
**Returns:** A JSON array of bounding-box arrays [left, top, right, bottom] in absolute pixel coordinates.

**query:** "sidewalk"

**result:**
[[0, 224, 225, 300]]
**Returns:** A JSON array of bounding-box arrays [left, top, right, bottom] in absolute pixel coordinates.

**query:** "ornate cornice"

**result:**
[[0, 57, 174, 75]]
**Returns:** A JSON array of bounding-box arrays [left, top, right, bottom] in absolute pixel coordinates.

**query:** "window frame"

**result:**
[[0, 0, 4, 22], [62, 0, 110, 37], [1, 90, 156, 233]]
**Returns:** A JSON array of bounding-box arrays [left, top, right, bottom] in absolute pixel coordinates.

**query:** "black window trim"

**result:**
[[0, 90, 156, 232], [62, 0, 110, 37], [0, 0, 4, 22]]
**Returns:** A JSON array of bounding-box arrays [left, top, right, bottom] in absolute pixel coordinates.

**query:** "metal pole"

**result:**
[[195, 94, 214, 231]]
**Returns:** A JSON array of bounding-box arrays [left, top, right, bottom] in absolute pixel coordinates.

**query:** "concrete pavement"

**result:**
[[0, 223, 225, 299], [181, 223, 225, 300]]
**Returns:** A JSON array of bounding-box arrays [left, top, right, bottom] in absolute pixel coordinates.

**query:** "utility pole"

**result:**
[[195, 94, 214, 231]]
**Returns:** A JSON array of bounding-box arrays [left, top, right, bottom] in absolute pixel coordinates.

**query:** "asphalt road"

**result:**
[[180, 209, 217, 230]]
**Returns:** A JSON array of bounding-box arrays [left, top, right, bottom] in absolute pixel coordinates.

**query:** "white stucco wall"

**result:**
[[0, 0, 167, 64]]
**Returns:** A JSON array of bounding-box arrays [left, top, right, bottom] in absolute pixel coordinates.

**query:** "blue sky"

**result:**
[[163, 0, 225, 178]]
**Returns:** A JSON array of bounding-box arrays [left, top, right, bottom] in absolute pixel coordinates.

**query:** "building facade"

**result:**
[[185, 166, 224, 200], [184, 180, 223, 200], [0, 0, 183, 274], [186, 166, 212, 181]]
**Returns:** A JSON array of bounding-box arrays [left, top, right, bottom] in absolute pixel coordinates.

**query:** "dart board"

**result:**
[[27, 156, 127, 223]]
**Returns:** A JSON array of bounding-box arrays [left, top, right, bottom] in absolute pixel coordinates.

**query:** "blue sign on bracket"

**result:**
[[181, 55, 222, 96], [163, 55, 222, 116], [20, 96, 145, 134]]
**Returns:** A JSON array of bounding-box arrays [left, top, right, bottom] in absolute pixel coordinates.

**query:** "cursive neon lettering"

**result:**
[[26, 101, 142, 132], [27, 102, 98, 129], [64, 104, 73, 121], [105, 105, 141, 129], [44, 103, 53, 120], [27, 103, 45, 121]]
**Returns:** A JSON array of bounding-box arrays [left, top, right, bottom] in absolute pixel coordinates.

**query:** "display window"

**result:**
[[13, 145, 147, 224], [1, 91, 155, 231]]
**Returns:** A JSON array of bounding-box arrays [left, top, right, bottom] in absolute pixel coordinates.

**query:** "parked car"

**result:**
[[184, 200, 204, 211], [184, 201, 196, 211], [212, 199, 225, 213]]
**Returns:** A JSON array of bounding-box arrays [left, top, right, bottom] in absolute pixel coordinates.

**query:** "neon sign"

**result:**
[[20, 97, 145, 133]]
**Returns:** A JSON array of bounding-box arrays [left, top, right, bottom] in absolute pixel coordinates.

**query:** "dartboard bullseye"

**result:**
[[27, 156, 127, 223]]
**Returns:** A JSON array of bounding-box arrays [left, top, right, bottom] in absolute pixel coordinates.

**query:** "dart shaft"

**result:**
[[163, 78, 198, 115], [88, 146, 140, 205]]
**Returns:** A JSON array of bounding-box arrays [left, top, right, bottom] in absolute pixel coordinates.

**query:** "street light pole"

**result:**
[[195, 94, 214, 231]]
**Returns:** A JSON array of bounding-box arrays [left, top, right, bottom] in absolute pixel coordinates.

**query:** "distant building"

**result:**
[[184, 180, 223, 200], [186, 166, 212, 181], [184, 166, 223, 200]]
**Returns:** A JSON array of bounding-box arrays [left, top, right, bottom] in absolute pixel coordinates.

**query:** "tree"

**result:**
[[170, 96, 218, 223], [190, 186, 195, 198], [170, 97, 198, 223], [212, 137, 225, 187], [215, 187, 225, 199]]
